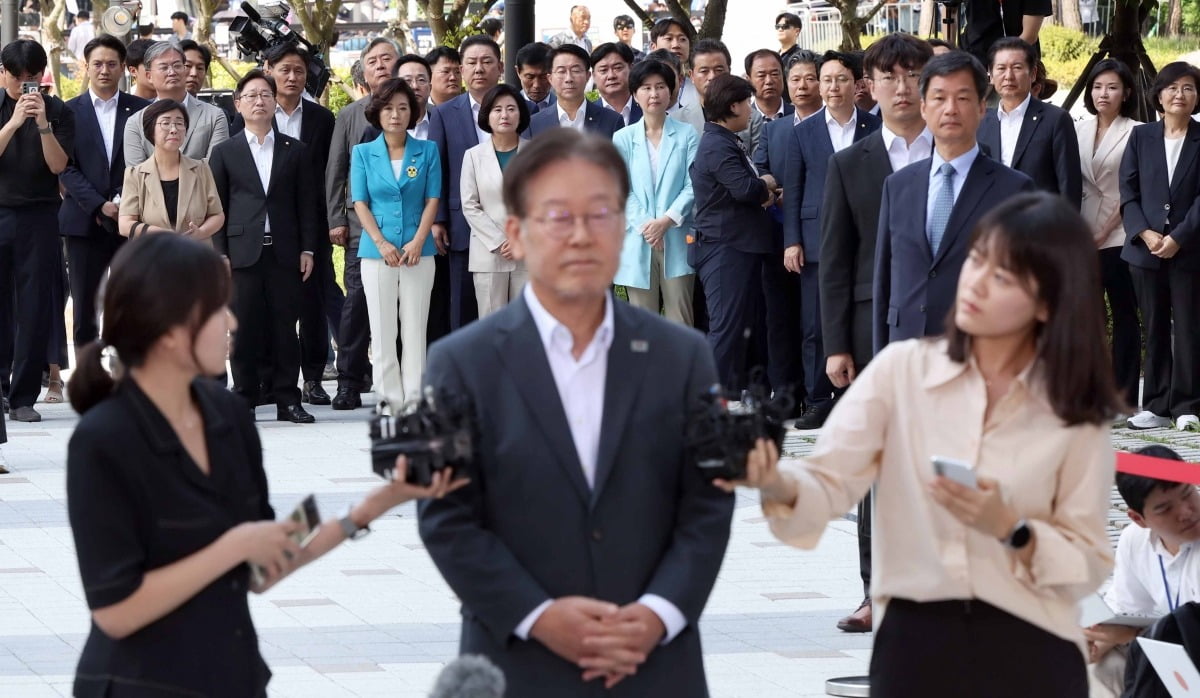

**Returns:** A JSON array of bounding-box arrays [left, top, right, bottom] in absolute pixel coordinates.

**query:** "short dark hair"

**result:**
[[479, 17, 503, 39], [1151, 61, 1200, 114], [919, 50, 989, 101], [786, 49, 822, 75], [590, 42, 634, 69], [0, 39, 47, 76], [1116, 446, 1188, 514], [396, 53, 432, 79], [515, 42, 551, 71], [820, 50, 863, 80], [613, 14, 636, 30], [1083, 59, 1138, 118], [650, 17, 693, 46], [126, 38, 154, 68], [425, 46, 461, 66], [744, 48, 783, 76], [704, 73, 754, 122], [76, 10, 89, 20], [692, 38, 730, 68], [647, 48, 682, 75], [141, 98, 189, 144], [235, 69, 275, 98], [459, 34, 501, 61], [502, 129, 629, 219], [170, 11, 189, 22], [83, 34, 127, 63], [477, 83, 530, 134], [178, 39, 211, 68], [775, 12, 802, 29], [944, 192, 1126, 425], [630, 58, 676, 95], [137, 24, 154, 38], [987, 37, 1037, 71], [364, 77, 420, 130], [264, 43, 309, 68], [550, 43, 591, 71], [928, 38, 952, 51], [863, 32, 933, 77]]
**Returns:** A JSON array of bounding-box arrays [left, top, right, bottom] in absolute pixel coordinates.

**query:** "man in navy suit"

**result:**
[[783, 50, 880, 429], [428, 34, 508, 331], [527, 44, 625, 139], [977, 38, 1081, 208], [873, 51, 1034, 353], [60, 35, 149, 348], [746, 49, 794, 122], [591, 42, 642, 127], [516, 42, 555, 114]]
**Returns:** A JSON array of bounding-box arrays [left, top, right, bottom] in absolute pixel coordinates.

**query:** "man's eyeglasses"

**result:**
[[528, 208, 621, 239], [153, 62, 185, 74], [239, 91, 276, 103]]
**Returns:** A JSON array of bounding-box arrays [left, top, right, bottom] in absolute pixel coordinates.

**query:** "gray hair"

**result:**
[[359, 37, 400, 63], [143, 40, 184, 68]]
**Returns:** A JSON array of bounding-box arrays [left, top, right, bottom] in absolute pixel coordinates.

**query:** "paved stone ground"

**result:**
[[0, 386, 1193, 697]]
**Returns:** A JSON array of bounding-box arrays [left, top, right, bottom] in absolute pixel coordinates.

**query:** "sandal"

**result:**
[[44, 379, 64, 404]]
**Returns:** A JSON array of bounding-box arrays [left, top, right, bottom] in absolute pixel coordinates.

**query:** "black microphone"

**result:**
[[429, 654, 506, 698], [240, 1, 261, 23]]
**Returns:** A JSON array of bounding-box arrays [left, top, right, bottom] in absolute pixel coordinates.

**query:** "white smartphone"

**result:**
[[931, 455, 978, 489]]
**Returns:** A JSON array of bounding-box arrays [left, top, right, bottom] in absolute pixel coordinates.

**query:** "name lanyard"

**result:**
[[1159, 547, 1191, 612]]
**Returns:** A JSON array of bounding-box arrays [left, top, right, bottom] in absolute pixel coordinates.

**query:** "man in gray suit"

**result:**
[[418, 129, 737, 696], [122, 41, 228, 165]]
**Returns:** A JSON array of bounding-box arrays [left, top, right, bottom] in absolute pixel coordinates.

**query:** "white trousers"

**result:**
[[624, 246, 695, 326], [361, 256, 435, 407], [473, 269, 529, 318]]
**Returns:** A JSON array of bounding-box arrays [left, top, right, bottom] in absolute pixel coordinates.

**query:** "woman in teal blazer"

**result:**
[[613, 59, 699, 326], [350, 78, 441, 408]]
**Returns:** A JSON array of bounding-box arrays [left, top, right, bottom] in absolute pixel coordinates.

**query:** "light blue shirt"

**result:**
[[926, 143, 979, 232]]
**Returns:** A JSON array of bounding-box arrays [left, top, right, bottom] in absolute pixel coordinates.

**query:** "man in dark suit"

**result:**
[[419, 128, 735, 697], [211, 71, 320, 423], [783, 50, 880, 430], [591, 42, 642, 127], [746, 48, 795, 122], [977, 38, 1081, 208], [59, 35, 149, 348], [817, 33, 933, 635], [874, 51, 1034, 353], [516, 42, 555, 114], [527, 44, 625, 139]]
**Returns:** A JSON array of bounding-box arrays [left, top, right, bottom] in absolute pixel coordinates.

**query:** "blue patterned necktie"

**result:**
[[928, 162, 956, 254]]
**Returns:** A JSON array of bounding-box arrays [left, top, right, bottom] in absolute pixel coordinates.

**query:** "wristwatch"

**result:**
[[37, 124, 52, 134], [1002, 519, 1033, 550], [338, 506, 371, 541]]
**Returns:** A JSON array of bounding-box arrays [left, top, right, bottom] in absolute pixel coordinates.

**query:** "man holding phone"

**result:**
[[0, 40, 74, 423]]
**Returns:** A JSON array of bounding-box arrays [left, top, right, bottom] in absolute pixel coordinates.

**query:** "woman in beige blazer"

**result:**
[[1075, 59, 1141, 410], [119, 99, 224, 242], [460, 84, 529, 317]]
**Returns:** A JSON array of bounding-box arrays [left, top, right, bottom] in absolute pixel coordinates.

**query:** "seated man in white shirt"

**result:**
[[1087, 445, 1200, 698]]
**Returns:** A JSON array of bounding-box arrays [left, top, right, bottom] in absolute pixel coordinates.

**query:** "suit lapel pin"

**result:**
[[631, 339, 649, 353], [406, 165, 418, 178], [1032, 116, 1038, 121]]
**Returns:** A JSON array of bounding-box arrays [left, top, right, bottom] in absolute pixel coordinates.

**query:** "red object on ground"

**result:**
[[1116, 451, 1200, 485]]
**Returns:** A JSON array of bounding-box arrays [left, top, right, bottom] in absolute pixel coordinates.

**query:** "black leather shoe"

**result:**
[[277, 404, 316, 423], [256, 391, 275, 407], [302, 381, 331, 405], [794, 402, 834, 430], [331, 388, 362, 410]]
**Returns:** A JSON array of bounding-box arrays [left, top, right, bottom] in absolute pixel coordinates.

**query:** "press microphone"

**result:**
[[429, 654, 506, 698]]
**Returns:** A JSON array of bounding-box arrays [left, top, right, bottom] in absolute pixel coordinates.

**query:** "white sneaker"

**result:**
[[1127, 411, 1173, 429], [1177, 415, 1200, 432]]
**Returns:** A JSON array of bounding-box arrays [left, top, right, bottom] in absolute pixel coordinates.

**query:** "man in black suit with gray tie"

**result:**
[[419, 129, 740, 696]]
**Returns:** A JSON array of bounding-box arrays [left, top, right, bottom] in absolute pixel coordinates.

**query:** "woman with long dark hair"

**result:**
[[65, 234, 463, 697], [725, 193, 1123, 696]]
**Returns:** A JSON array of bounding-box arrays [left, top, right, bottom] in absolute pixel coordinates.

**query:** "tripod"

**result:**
[[1060, 0, 1159, 122]]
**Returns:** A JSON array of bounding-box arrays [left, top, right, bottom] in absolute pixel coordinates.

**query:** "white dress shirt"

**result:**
[[1105, 524, 1200, 616], [825, 108, 857, 152], [556, 102, 587, 131], [996, 93, 1032, 167], [245, 129, 274, 233], [753, 98, 786, 121], [926, 144, 980, 229], [511, 286, 687, 644], [408, 110, 430, 140], [274, 100, 303, 139], [468, 93, 490, 145], [1166, 134, 1186, 185], [90, 89, 119, 164], [602, 95, 634, 126], [880, 125, 933, 173]]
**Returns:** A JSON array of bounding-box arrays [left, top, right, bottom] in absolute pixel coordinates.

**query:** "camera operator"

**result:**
[[418, 129, 738, 695], [958, 0, 1053, 67]]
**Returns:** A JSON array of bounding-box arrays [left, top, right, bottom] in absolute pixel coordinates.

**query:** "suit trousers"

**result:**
[[336, 240, 372, 391], [695, 241, 767, 391], [361, 256, 435, 406], [1130, 263, 1200, 417], [799, 262, 836, 408], [66, 234, 124, 347], [0, 204, 58, 408], [427, 252, 451, 343], [1099, 248, 1141, 409], [762, 256, 803, 404], [230, 246, 303, 408], [857, 490, 872, 596], [624, 246, 694, 326], [870, 598, 1086, 698], [298, 241, 344, 381], [473, 268, 528, 318], [448, 249, 479, 330]]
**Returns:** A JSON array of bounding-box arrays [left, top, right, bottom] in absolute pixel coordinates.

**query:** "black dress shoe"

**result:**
[[794, 402, 834, 430], [256, 391, 275, 407], [277, 404, 316, 423], [331, 388, 362, 410], [302, 381, 331, 405]]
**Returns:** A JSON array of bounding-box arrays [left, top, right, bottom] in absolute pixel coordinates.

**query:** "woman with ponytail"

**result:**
[[66, 234, 466, 697]]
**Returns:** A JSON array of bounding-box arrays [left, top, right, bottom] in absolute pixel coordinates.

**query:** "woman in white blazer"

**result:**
[[1075, 59, 1141, 410], [461, 84, 530, 317], [613, 59, 699, 326]]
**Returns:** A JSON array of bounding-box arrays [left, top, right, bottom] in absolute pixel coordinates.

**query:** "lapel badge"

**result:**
[[631, 339, 649, 353], [406, 165, 418, 178]]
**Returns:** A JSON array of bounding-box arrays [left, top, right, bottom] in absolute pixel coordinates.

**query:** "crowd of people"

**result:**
[[1, 3, 1199, 696]]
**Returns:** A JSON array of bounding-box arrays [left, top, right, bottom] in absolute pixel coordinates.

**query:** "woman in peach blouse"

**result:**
[[728, 193, 1123, 696]]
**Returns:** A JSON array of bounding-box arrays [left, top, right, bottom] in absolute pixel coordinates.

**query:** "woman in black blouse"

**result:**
[[65, 234, 464, 697]]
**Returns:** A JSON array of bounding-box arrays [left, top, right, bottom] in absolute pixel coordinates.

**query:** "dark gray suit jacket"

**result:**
[[418, 295, 733, 697], [526, 99, 625, 140], [1120, 119, 1200, 272], [978, 97, 1082, 208], [873, 151, 1034, 353]]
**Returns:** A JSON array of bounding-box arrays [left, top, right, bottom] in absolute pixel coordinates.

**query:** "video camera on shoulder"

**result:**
[[229, 1, 331, 97], [367, 390, 475, 487], [686, 376, 790, 482]]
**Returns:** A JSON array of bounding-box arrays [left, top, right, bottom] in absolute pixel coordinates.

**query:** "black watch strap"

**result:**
[[339, 509, 371, 540], [1003, 519, 1032, 550]]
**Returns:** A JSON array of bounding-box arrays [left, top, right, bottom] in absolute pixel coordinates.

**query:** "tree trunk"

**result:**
[[1061, 0, 1083, 29], [919, 0, 936, 37], [698, 0, 727, 39], [286, 0, 344, 63], [1168, 0, 1182, 36], [42, 0, 66, 96], [385, 0, 411, 51], [194, 0, 218, 44]]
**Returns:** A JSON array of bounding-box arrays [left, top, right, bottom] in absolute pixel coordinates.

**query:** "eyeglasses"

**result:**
[[820, 76, 853, 86], [153, 62, 185, 74], [872, 71, 921, 87], [155, 119, 187, 130], [552, 67, 588, 78], [402, 75, 430, 86], [1164, 84, 1197, 96], [528, 208, 621, 239]]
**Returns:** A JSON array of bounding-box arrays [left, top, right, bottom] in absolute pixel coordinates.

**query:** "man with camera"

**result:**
[[0, 40, 74, 423], [418, 129, 743, 696]]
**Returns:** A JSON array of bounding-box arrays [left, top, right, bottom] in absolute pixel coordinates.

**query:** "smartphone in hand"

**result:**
[[931, 456, 978, 489], [250, 495, 321, 587]]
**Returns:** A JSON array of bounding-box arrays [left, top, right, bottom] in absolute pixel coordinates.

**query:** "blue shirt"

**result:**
[[350, 133, 442, 259], [926, 143, 979, 236]]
